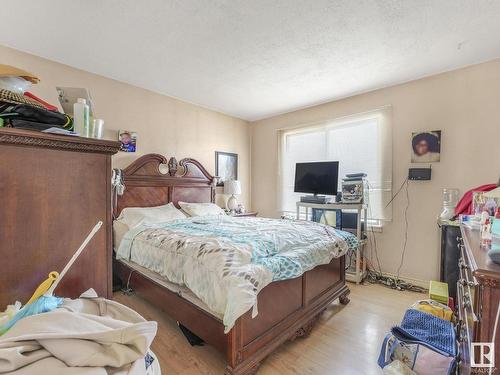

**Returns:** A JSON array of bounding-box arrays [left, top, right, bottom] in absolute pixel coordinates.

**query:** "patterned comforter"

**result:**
[[116, 215, 357, 332]]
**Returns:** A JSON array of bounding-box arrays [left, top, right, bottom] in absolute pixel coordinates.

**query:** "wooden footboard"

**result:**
[[114, 256, 349, 375]]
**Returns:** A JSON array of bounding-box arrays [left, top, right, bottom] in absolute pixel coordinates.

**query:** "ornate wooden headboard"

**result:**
[[115, 153, 217, 216]]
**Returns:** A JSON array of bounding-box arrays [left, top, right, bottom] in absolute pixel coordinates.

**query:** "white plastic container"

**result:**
[[439, 188, 459, 221], [0, 77, 32, 94], [91, 118, 105, 139], [73, 98, 90, 137]]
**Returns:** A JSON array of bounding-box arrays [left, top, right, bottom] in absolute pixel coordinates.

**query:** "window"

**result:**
[[279, 108, 393, 224]]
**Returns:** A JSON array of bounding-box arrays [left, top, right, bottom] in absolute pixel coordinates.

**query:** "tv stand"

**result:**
[[296, 201, 367, 284], [300, 195, 332, 204]]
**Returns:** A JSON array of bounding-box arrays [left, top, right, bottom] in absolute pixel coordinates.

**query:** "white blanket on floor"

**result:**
[[0, 290, 157, 375]]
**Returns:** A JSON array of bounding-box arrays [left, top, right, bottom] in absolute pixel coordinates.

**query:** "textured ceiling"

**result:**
[[1, 0, 500, 121]]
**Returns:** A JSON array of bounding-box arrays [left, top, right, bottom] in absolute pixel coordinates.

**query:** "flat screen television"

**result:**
[[294, 161, 339, 196]]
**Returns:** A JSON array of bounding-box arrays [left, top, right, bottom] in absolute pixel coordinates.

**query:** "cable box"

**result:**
[[300, 195, 332, 204]]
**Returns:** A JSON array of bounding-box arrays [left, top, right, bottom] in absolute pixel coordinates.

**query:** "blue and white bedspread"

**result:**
[[117, 216, 357, 332]]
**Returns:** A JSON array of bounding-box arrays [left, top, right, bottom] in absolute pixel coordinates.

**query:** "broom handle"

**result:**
[[45, 221, 103, 296]]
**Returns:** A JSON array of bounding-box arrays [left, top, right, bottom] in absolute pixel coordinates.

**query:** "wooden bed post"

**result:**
[[225, 321, 261, 375]]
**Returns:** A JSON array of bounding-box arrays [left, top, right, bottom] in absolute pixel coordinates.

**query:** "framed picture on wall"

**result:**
[[411, 130, 441, 163], [118, 130, 137, 152], [215, 151, 238, 186]]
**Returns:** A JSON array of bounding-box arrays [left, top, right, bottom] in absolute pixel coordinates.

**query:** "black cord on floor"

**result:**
[[120, 270, 136, 295], [366, 270, 426, 293]]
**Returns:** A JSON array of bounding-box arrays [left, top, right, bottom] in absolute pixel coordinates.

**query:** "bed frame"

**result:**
[[113, 153, 350, 375]]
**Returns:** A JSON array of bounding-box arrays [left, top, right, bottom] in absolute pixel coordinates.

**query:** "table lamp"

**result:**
[[224, 180, 241, 211]]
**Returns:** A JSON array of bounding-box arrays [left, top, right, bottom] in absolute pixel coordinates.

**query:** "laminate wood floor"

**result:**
[[114, 283, 424, 375]]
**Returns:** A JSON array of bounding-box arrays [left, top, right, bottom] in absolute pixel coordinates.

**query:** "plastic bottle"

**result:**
[[481, 217, 492, 247], [491, 207, 500, 235], [73, 98, 90, 137], [490, 208, 500, 263]]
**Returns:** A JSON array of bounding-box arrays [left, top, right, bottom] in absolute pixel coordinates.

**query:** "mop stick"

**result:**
[[45, 221, 102, 296]]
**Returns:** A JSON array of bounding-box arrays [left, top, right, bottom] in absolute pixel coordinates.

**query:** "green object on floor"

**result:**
[[429, 280, 449, 305], [0, 117, 4, 127]]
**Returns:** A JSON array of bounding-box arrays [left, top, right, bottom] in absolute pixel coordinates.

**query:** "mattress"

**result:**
[[118, 258, 222, 319], [113, 220, 130, 250]]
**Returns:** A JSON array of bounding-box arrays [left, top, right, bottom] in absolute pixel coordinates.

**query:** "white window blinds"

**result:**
[[279, 108, 393, 223]]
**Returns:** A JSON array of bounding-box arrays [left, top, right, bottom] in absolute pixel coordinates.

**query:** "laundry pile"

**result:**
[[0, 64, 73, 132], [378, 298, 457, 375], [0, 289, 158, 375], [0, 223, 159, 374]]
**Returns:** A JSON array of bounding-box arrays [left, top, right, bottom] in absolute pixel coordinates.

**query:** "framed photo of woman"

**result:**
[[411, 130, 441, 163]]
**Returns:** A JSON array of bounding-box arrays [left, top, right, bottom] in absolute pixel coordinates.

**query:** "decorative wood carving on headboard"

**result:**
[[115, 153, 217, 216]]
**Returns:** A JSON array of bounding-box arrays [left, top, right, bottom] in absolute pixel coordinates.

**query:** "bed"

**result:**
[[113, 153, 352, 375]]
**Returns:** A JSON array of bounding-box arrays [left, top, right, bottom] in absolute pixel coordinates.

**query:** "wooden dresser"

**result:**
[[0, 128, 120, 308], [457, 223, 500, 374]]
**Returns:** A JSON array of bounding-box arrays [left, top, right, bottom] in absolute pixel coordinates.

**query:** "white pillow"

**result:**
[[178, 202, 225, 217], [116, 202, 187, 228]]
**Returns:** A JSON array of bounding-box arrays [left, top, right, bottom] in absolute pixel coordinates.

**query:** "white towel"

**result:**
[[0, 290, 157, 375]]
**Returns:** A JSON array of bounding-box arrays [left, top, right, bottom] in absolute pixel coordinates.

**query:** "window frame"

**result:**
[[277, 107, 392, 227]]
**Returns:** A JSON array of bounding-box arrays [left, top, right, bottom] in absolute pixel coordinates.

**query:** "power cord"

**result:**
[[366, 270, 426, 293], [120, 270, 136, 295], [385, 177, 408, 208], [364, 177, 422, 293], [345, 251, 354, 271], [395, 178, 410, 287], [112, 169, 125, 219], [366, 182, 383, 277]]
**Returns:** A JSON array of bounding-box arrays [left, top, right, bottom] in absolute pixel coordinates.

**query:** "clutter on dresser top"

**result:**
[[441, 181, 500, 264], [0, 64, 104, 138]]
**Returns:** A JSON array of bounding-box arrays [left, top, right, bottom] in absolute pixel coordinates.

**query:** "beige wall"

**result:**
[[0, 45, 251, 209], [251, 59, 500, 282]]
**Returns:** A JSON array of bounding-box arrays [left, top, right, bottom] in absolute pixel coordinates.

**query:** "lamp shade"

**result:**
[[224, 180, 241, 195]]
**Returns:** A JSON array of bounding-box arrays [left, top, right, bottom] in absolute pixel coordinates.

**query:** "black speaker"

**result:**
[[342, 212, 365, 232]]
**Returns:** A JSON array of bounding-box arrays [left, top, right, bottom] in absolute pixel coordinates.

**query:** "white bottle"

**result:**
[[73, 98, 90, 137]]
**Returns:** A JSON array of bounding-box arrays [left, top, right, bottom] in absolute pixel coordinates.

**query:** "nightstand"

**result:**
[[231, 211, 258, 217]]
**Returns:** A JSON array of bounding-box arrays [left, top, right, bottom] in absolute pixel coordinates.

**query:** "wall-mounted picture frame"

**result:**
[[411, 130, 441, 163], [118, 130, 137, 152], [215, 151, 238, 186]]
